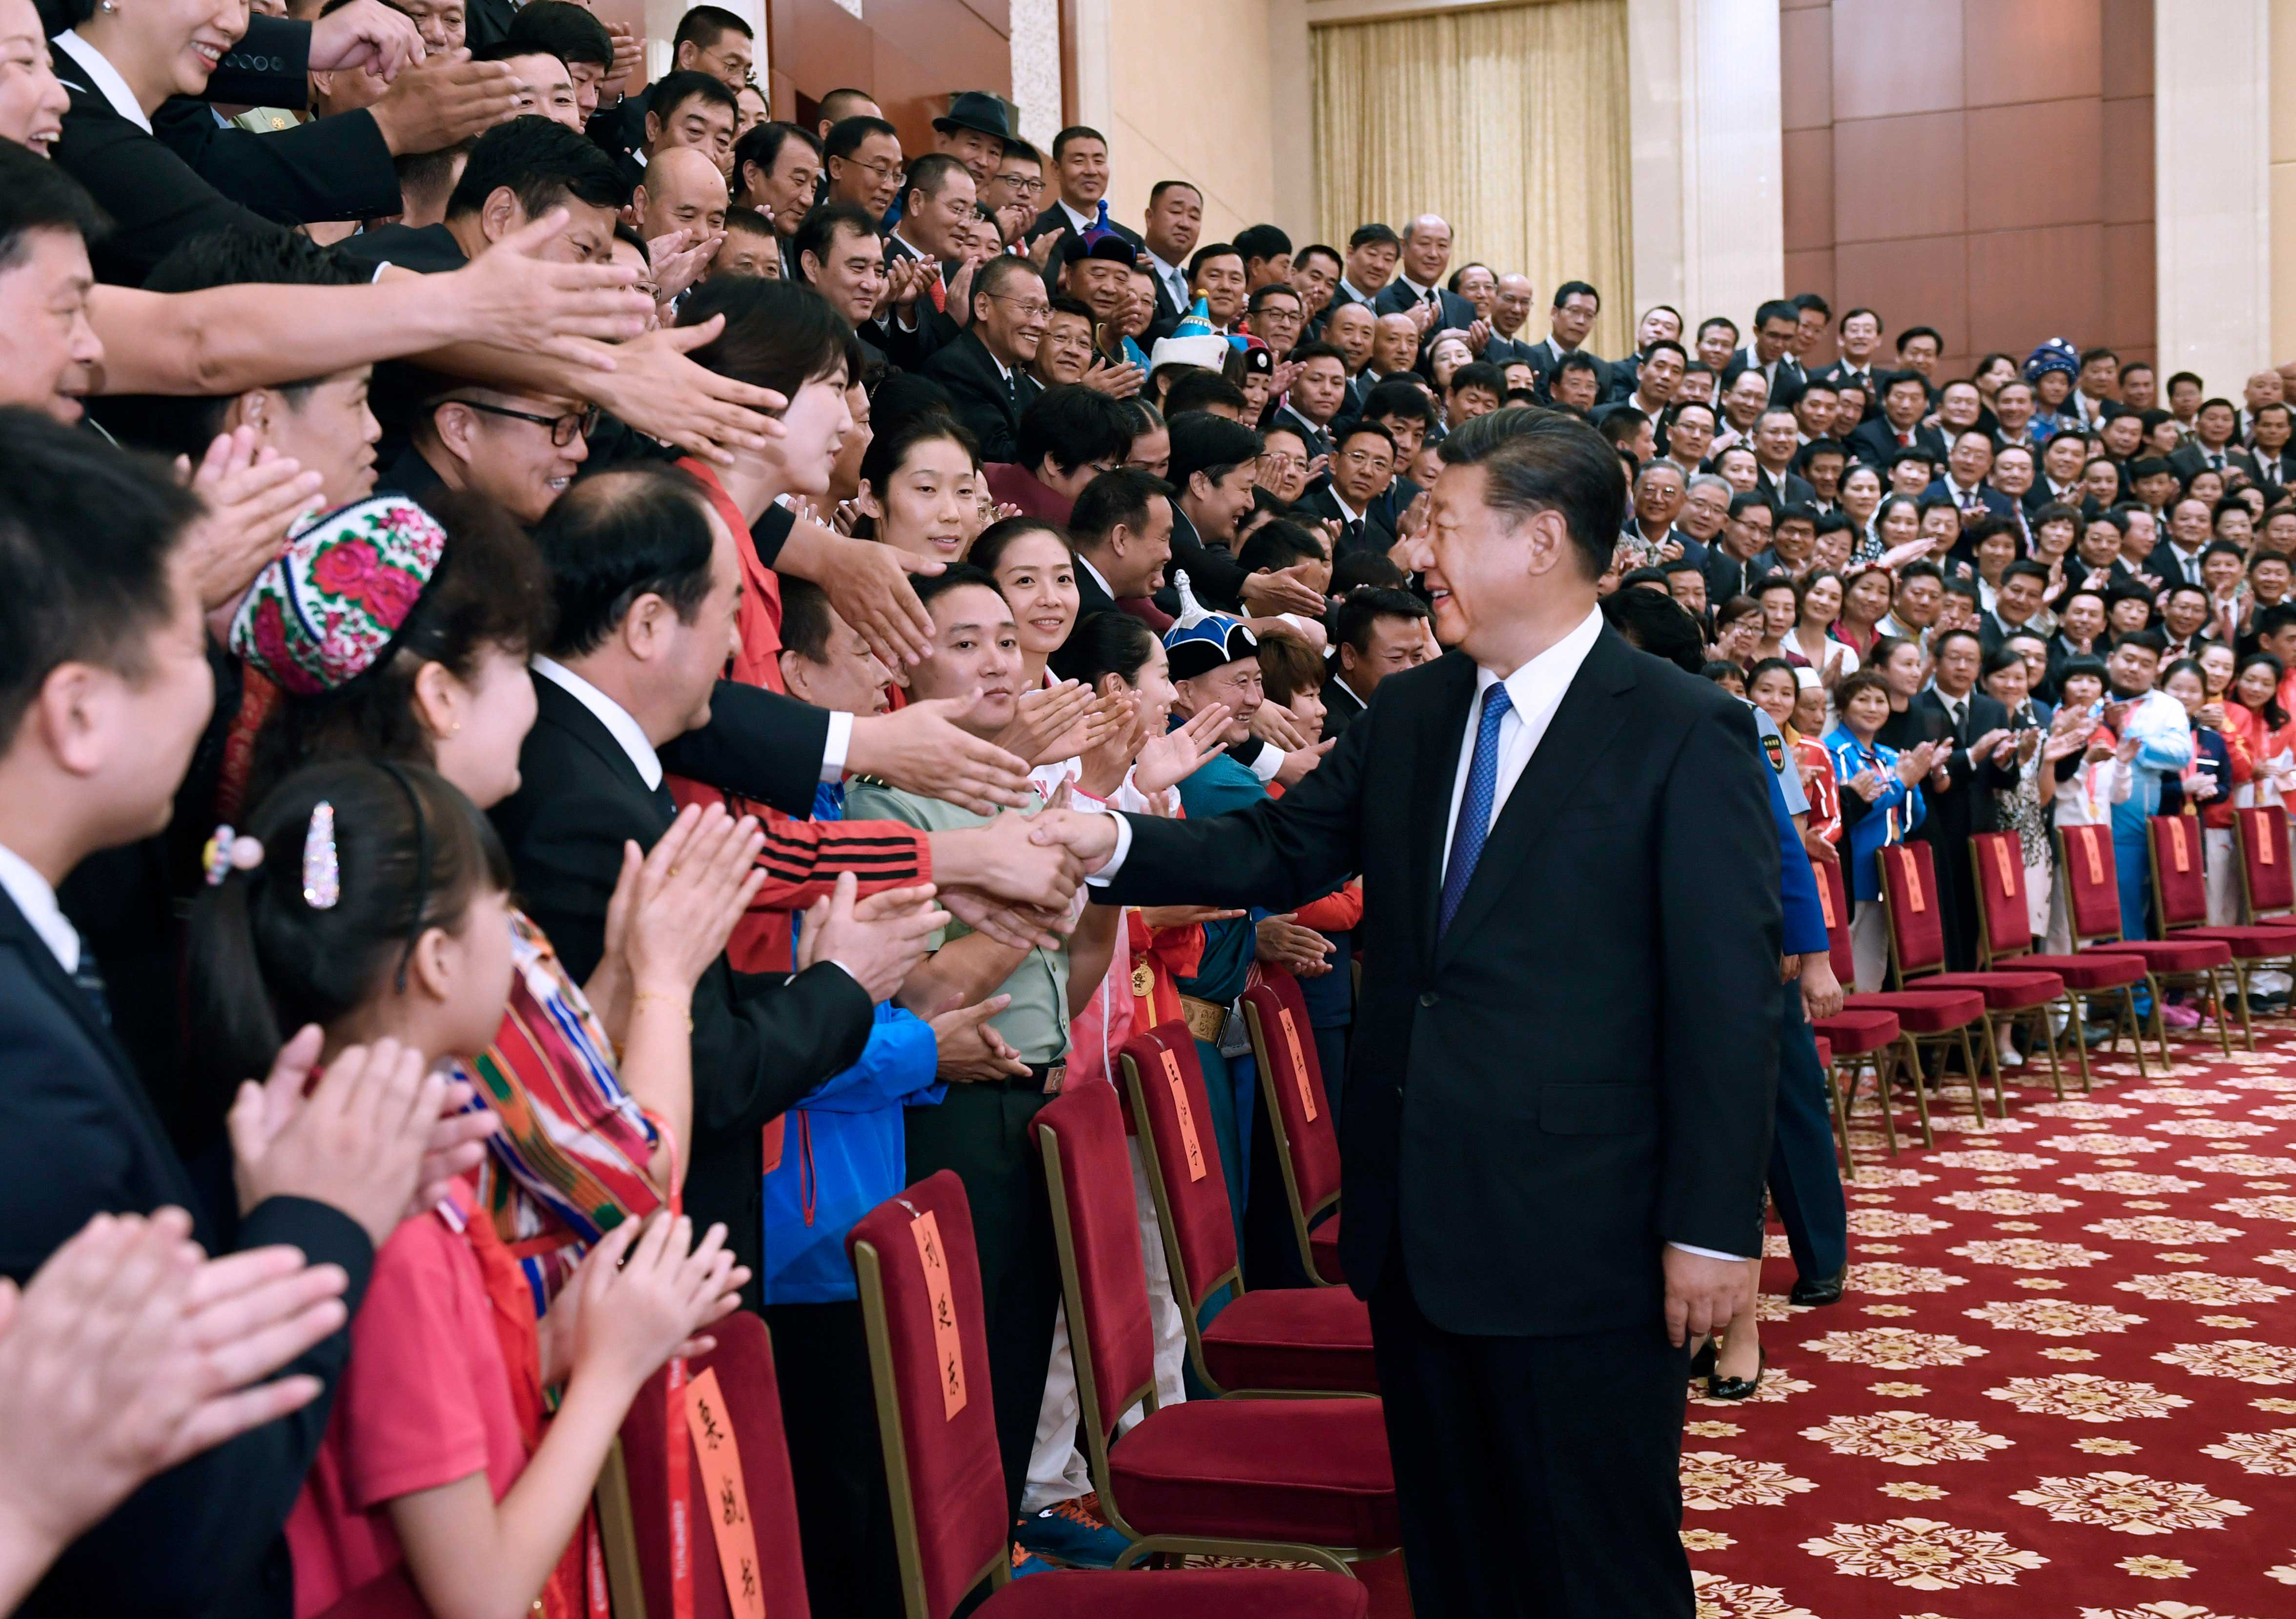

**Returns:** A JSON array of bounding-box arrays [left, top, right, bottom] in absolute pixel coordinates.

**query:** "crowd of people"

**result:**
[[0, 0, 2285, 1616]]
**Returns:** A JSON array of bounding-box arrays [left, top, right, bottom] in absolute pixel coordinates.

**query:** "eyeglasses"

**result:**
[[446, 399, 599, 446], [1339, 449, 1390, 468], [839, 156, 905, 186], [994, 173, 1046, 195], [986, 293, 1052, 320]]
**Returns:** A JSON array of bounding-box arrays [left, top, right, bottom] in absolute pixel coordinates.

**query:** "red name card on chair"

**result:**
[[2078, 825, 2106, 886], [682, 1367, 767, 1619], [1276, 1005, 1318, 1122], [1159, 1047, 1209, 1181], [910, 1209, 968, 1420], [2168, 818, 2192, 873], [2262, 815, 2277, 865], [1903, 853, 1926, 913], [1992, 838, 2017, 898]]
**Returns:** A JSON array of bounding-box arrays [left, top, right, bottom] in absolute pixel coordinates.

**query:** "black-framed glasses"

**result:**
[[993, 173, 1046, 195], [445, 400, 599, 446]]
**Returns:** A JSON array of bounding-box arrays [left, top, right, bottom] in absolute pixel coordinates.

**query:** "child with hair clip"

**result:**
[[190, 759, 745, 1619]]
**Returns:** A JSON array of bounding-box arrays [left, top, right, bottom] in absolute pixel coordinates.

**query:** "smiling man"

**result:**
[[1030, 406, 1779, 1619], [392, 383, 592, 522]]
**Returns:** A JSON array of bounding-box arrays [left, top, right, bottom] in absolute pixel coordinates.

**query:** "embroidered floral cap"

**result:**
[[230, 496, 448, 695]]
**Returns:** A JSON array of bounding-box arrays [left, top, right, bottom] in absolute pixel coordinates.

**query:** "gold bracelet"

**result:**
[[632, 991, 695, 1033]]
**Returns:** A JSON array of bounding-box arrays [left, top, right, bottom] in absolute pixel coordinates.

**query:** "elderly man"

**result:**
[[1374, 213, 1475, 335], [633, 145, 729, 307]]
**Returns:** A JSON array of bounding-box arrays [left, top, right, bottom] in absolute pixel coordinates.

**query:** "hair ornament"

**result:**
[[301, 801, 341, 910], [202, 825, 266, 887]]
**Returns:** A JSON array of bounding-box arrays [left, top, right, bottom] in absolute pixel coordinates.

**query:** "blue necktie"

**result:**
[[1438, 683, 1513, 937]]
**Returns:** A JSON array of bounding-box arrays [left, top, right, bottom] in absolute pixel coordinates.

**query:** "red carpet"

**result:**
[[1685, 1026, 2296, 1619]]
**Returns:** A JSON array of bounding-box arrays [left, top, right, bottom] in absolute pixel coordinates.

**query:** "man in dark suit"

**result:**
[[2147, 496, 2216, 591], [1904, 628, 2015, 970], [1846, 370, 1948, 468], [496, 467, 942, 1313], [1372, 213, 1476, 339], [1749, 409, 1816, 509], [1269, 340, 1350, 461], [580, 3, 751, 166], [920, 255, 1047, 464], [1296, 420, 1401, 563], [1722, 299, 1807, 411], [1480, 271, 1539, 367], [1929, 429, 2016, 523], [2169, 397, 2252, 482], [1321, 586, 1434, 740], [877, 152, 977, 367], [1136, 180, 1204, 341], [1068, 466, 1175, 622], [2248, 403, 2296, 486], [0, 409, 490, 1619], [1039, 410, 1780, 1619], [1520, 280, 1606, 403], [1030, 125, 1141, 265]]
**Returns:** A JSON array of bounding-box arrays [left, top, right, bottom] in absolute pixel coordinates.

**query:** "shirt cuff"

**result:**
[[1246, 746, 1285, 783], [1084, 812, 1135, 886], [1668, 1241, 1754, 1263], [820, 711, 854, 782]]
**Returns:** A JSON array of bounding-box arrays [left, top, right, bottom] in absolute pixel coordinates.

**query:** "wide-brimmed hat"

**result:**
[[933, 91, 1011, 143]]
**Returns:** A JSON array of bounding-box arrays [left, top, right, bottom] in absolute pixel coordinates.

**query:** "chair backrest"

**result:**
[[1119, 1023, 1240, 1315], [1240, 976, 1343, 1219], [1033, 1083, 1158, 1447], [2234, 806, 2295, 918], [1970, 830, 2034, 961], [2056, 822, 2124, 943], [616, 1313, 813, 1619], [1876, 840, 1947, 979], [848, 1173, 1009, 1619], [2147, 814, 2211, 929], [1817, 853, 1857, 984]]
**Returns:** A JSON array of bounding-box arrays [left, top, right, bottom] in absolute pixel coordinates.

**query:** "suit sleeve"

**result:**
[[1166, 512, 1253, 612], [55, 97, 282, 283], [202, 14, 315, 104], [690, 961, 874, 1139], [1655, 702, 1781, 1256], [1099, 705, 1371, 909], [152, 99, 401, 225], [656, 679, 833, 816]]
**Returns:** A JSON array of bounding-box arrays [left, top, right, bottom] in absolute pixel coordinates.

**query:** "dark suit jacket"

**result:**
[[919, 329, 1040, 465], [463, 0, 518, 47], [1154, 500, 1250, 615], [1269, 404, 1333, 463], [1319, 672, 1369, 741], [2170, 442, 2255, 483], [1296, 483, 1394, 562], [2251, 447, 2296, 488], [1724, 349, 1806, 410], [150, 98, 398, 231], [1846, 416, 1946, 469], [1099, 633, 1781, 1334], [1754, 466, 1816, 511], [492, 676, 872, 1312], [1480, 332, 1538, 369], [879, 231, 966, 366], [1031, 200, 1140, 288], [1372, 279, 1475, 341], [1926, 479, 2015, 522], [1904, 688, 2014, 839], [52, 19, 385, 283], [2145, 539, 2211, 592], [0, 885, 375, 1619]]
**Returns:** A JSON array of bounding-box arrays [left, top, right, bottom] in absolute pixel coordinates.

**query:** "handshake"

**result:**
[[918, 804, 1126, 953]]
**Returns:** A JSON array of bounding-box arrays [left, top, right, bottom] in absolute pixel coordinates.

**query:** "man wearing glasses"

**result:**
[[980, 140, 1050, 262], [822, 115, 906, 223], [386, 388, 595, 525], [921, 255, 1049, 463]]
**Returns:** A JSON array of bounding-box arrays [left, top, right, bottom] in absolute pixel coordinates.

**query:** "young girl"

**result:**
[[194, 761, 741, 1619], [1826, 669, 1936, 991]]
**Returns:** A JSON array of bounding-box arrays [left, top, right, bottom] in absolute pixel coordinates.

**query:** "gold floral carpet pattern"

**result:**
[[1683, 1032, 2296, 1619]]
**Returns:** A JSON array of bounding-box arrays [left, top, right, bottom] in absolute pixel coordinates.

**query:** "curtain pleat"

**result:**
[[1311, 0, 1634, 361]]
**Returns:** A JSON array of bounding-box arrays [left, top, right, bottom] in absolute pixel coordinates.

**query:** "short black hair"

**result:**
[[1248, 280, 1304, 315], [1754, 298, 1799, 330], [793, 200, 880, 280], [1051, 125, 1106, 160], [1337, 419, 1396, 456], [1160, 370, 1248, 420], [1237, 519, 1324, 575], [1363, 379, 1435, 426], [779, 576, 836, 664], [1234, 223, 1292, 264], [1437, 407, 1627, 579], [1895, 325, 1942, 353], [720, 205, 773, 241], [1295, 243, 1342, 275], [733, 121, 821, 192], [1334, 585, 1429, 653], [902, 152, 969, 219], [1016, 385, 1133, 477], [1555, 352, 1602, 381], [0, 409, 200, 743], [1791, 292, 1831, 317], [534, 464, 719, 657], [448, 114, 626, 219], [1347, 222, 1400, 252], [1187, 241, 1242, 281], [1450, 360, 1506, 399], [1070, 467, 1172, 546], [678, 276, 855, 396], [1601, 584, 1705, 672], [673, 3, 751, 50], [0, 138, 108, 270], [911, 560, 1003, 615], [824, 114, 899, 164], [1551, 280, 1600, 309], [1166, 411, 1263, 493], [648, 68, 738, 134], [502, 0, 613, 67]]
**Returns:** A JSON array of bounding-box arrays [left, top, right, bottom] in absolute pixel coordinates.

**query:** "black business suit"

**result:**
[[919, 329, 1041, 466], [1268, 403, 1333, 463], [1902, 687, 2013, 971], [1098, 629, 1780, 1619], [2170, 441, 2256, 483], [0, 884, 375, 1619], [878, 231, 966, 368], [1156, 499, 1250, 615], [1753, 465, 1816, 511], [1846, 415, 1947, 469], [491, 675, 873, 1312], [1296, 483, 1394, 562], [1319, 673, 1369, 741], [1723, 348, 1806, 410], [51, 20, 396, 284], [151, 97, 398, 229], [1373, 278, 1475, 343]]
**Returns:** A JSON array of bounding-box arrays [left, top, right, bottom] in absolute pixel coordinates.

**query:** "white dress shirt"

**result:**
[[0, 841, 76, 972], [53, 30, 149, 132], [1145, 249, 1189, 312], [1438, 605, 1603, 876], [1058, 198, 1096, 234], [533, 654, 851, 787]]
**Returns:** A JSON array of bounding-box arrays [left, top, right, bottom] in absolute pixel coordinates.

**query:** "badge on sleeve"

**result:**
[[1763, 731, 1786, 774]]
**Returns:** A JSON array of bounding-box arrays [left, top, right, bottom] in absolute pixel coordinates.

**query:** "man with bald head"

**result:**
[[1326, 300, 1380, 417], [1367, 311, 1422, 391], [1374, 213, 1476, 338], [1483, 271, 1539, 366], [633, 145, 730, 307]]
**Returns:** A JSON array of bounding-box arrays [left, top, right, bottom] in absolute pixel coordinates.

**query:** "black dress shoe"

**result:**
[[1706, 1346, 1766, 1401], [1790, 1268, 1847, 1307], [1688, 1339, 1717, 1380]]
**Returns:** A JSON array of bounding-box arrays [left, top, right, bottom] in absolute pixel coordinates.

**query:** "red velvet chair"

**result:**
[[847, 1173, 1371, 1619], [1811, 855, 1988, 1149], [1118, 1023, 1374, 1396], [2055, 822, 2234, 1066], [1239, 977, 1345, 1287], [2146, 813, 2296, 1050], [608, 1312, 814, 1619], [1874, 840, 2065, 1119], [1968, 829, 2150, 1096], [1810, 1034, 1851, 1178], [2232, 805, 2296, 923], [1034, 1086, 1400, 1575]]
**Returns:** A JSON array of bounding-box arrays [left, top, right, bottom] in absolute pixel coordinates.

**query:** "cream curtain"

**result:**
[[1311, 0, 1634, 361]]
